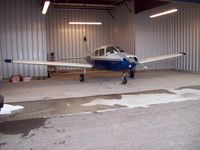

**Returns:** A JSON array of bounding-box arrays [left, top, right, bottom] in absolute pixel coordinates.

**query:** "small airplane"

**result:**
[[5, 36, 186, 84]]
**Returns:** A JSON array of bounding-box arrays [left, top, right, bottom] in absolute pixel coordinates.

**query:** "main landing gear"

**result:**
[[122, 72, 127, 84], [121, 70, 135, 84], [80, 73, 85, 82], [80, 69, 86, 82]]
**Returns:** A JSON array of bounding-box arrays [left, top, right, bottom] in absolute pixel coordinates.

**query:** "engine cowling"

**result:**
[[128, 56, 138, 63]]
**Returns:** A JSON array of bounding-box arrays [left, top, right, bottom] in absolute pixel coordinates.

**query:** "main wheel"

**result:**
[[129, 70, 135, 78], [122, 77, 127, 84], [80, 74, 85, 82], [47, 72, 52, 78]]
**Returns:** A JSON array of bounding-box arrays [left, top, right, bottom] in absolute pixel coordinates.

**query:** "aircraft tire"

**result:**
[[47, 71, 52, 78], [122, 77, 127, 84], [80, 74, 85, 82], [129, 70, 135, 78]]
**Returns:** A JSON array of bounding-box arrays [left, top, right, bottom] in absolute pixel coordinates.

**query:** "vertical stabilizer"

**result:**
[[83, 36, 91, 56]]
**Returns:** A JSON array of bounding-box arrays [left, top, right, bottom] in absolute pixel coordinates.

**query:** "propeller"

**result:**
[[117, 52, 133, 63], [117, 52, 148, 70]]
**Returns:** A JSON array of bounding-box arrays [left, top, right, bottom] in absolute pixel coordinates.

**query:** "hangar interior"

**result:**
[[0, 0, 200, 150], [1, 0, 135, 78], [0, 0, 199, 79]]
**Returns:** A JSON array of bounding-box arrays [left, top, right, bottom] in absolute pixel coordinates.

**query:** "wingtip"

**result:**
[[4, 59, 12, 63], [180, 52, 186, 55]]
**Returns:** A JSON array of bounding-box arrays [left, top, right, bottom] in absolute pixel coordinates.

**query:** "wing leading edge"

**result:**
[[139, 52, 186, 64], [4, 59, 93, 68]]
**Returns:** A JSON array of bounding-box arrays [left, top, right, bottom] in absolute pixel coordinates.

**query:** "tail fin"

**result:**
[[83, 36, 91, 56]]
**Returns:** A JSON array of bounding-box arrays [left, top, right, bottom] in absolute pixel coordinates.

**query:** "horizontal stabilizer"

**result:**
[[4, 59, 12, 63]]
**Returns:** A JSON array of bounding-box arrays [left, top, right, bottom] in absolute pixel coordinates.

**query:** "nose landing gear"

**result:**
[[129, 70, 135, 78]]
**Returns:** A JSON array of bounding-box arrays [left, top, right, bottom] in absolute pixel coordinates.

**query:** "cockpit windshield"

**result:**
[[116, 47, 124, 53], [106, 46, 118, 54], [104, 46, 125, 55]]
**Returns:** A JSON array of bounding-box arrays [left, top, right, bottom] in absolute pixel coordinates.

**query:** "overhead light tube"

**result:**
[[42, 0, 50, 14], [69, 22, 102, 25], [150, 9, 178, 18]]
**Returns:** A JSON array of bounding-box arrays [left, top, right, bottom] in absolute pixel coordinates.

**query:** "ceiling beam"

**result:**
[[51, 2, 115, 10]]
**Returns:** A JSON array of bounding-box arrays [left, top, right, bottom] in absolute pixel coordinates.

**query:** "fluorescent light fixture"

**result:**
[[42, 0, 50, 14], [69, 22, 102, 25], [150, 9, 178, 18]]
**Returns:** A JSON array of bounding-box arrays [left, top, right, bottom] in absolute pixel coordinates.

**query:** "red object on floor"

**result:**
[[10, 75, 22, 82]]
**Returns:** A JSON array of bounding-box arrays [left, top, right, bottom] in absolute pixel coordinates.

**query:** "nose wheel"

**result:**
[[122, 72, 127, 84], [129, 70, 135, 78]]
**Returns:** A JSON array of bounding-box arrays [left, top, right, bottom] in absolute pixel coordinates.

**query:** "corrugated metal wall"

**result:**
[[0, 0, 135, 77], [112, 1, 135, 54], [135, 2, 200, 72], [0, 0, 47, 78], [46, 9, 112, 70]]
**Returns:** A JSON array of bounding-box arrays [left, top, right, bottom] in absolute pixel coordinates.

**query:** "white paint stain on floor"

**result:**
[[82, 88, 200, 108], [0, 104, 24, 115]]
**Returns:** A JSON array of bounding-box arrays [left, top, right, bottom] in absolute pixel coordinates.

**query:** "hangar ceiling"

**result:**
[[134, 0, 200, 13], [134, 0, 169, 13], [38, 0, 200, 13], [38, 0, 131, 10], [38, 0, 169, 13]]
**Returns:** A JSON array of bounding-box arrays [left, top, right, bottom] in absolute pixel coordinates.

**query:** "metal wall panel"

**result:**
[[0, 1, 135, 76], [0, 0, 47, 78], [46, 9, 112, 70], [112, 1, 135, 54], [135, 2, 200, 72]]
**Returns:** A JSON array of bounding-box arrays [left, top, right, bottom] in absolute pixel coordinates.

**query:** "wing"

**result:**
[[4, 59, 93, 68], [139, 52, 186, 64]]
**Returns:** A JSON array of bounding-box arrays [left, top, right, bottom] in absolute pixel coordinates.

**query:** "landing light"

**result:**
[[69, 22, 102, 25], [150, 9, 178, 18], [42, 0, 50, 15]]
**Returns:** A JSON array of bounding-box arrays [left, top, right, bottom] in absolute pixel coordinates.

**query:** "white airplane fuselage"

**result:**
[[85, 45, 138, 71]]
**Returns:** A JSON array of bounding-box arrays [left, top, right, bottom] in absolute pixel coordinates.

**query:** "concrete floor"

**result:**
[[0, 70, 200, 150], [1, 70, 200, 103]]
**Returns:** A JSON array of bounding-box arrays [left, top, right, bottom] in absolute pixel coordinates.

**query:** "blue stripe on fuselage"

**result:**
[[89, 59, 136, 71]]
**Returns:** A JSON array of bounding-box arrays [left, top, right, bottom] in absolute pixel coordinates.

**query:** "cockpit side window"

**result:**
[[99, 49, 104, 56], [106, 46, 118, 54], [95, 50, 99, 56]]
